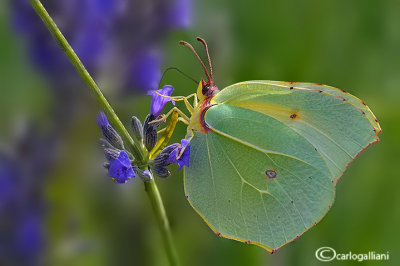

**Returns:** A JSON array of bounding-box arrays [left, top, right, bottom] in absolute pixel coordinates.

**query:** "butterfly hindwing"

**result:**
[[184, 80, 380, 252]]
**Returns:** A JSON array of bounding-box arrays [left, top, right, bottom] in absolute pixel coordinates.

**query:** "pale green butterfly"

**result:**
[[156, 37, 380, 253]]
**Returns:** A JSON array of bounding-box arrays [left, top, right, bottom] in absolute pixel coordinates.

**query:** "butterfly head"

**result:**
[[180, 37, 219, 101]]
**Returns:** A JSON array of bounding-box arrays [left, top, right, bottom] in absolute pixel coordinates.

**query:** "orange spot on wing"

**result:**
[[290, 113, 298, 119]]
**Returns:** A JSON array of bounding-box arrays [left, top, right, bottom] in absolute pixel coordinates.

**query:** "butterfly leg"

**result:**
[[182, 95, 195, 114], [181, 93, 198, 114], [149, 107, 193, 158], [156, 115, 188, 135], [149, 107, 190, 126], [176, 130, 194, 160], [171, 94, 197, 114], [149, 109, 180, 159], [155, 91, 197, 114]]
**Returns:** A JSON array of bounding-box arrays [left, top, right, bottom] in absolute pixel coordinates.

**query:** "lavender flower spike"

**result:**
[[108, 151, 135, 183], [166, 139, 191, 170], [96, 111, 124, 150], [148, 85, 175, 116]]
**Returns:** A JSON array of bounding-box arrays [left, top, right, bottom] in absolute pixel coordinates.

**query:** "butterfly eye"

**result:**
[[202, 84, 210, 95]]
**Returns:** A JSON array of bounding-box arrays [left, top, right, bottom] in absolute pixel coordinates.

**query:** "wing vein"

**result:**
[[214, 137, 259, 240], [260, 193, 277, 249], [205, 135, 221, 231], [263, 153, 309, 230]]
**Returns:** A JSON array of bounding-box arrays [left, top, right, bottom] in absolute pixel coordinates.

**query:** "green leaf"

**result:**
[[184, 81, 380, 252]]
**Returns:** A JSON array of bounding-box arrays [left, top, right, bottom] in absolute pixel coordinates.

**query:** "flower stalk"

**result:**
[[28, 0, 179, 265]]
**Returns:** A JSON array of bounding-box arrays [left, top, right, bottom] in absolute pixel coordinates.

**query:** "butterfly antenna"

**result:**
[[179, 40, 211, 81], [196, 37, 213, 80], [157, 67, 198, 90]]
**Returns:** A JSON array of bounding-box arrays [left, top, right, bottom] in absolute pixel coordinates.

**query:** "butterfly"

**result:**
[[164, 37, 380, 253]]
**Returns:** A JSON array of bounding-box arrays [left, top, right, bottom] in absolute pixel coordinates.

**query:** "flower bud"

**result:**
[[152, 143, 179, 166], [102, 125, 124, 150], [149, 114, 165, 129], [130, 116, 143, 142], [143, 114, 154, 132], [99, 138, 114, 149], [153, 152, 171, 167], [144, 126, 157, 152], [134, 167, 153, 182], [152, 166, 170, 178], [160, 143, 179, 156], [143, 113, 164, 131], [97, 111, 124, 150], [104, 147, 120, 160]]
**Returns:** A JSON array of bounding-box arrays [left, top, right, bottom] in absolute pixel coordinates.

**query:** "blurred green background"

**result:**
[[1, 0, 399, 265]]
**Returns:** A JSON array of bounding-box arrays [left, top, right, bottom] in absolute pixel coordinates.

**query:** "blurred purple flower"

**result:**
[[108, 151, 135, 183], [148, 85, 175, 116], [165, 0, 192, 29], [85, 0, 124, 22], [11, 0, 193, 92], [15, 214, 43, 257], [0, 156, 20, 214], [0, 149, 46, 265], [128, 49, 162, 92], [73, 25, 108, 70], [166, 139, 190, 170]]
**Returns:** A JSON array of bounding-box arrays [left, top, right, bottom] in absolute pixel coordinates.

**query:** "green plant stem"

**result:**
[[145, 181, 179, 266], [28, 1, 179, 265]]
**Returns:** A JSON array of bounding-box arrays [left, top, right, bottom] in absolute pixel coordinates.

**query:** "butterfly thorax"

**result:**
[[188, 79, 219, 133]]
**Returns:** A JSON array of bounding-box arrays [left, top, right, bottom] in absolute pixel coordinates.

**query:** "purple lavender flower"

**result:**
[[166, 139, 191, 170], [148, 85, 175, 116], [96, 112, 136, 183], [108, 150, 135, 183]]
